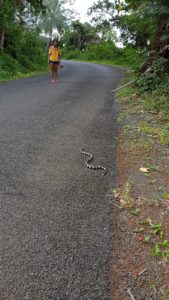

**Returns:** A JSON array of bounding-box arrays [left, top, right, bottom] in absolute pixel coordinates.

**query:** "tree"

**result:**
[[0, 0, 14, 48], [38, 0, 76, 39], [123, 0, 169, 66], [0, 0, 46, 48], [88, 0, 169, 65], [62, 20, 99, 51]]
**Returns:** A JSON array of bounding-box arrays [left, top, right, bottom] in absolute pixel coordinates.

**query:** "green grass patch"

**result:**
[[0, 50, 48, 82], [138, 121, 169, 146], [116, 72, 169, 146], [63, 42, 142, 70]]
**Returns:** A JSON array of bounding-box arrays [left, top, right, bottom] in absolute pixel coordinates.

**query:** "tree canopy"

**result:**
[[0, 0, 46, 48], [61, 20, 100, 51], [38, 0, 76, 39], [88, 0, 169, 66]]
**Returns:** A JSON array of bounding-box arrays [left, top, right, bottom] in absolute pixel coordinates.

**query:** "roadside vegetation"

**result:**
[[0, 30, 48, 81], [81, 1, 167, 298], [111, 75, 169, 299], [0, 1, 169, 297], [0, 0, 75, 81]]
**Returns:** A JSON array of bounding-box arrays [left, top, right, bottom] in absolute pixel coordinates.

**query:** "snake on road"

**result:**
[[81, 148, 106, 176]]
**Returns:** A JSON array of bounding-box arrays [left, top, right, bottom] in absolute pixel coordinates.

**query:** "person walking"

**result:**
[[48, 39, 61, 83]]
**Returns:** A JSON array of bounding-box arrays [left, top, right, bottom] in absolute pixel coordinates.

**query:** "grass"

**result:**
[[122, 136, 154, 155], [138, 121, 169, 146], [0, 50, 49, 83], [0, 68, 49, 83], [112, 179, 134, 209], [133, 217, 169, 262], [136, 218, 169, 262], [117, 73, 169, 146], [116, 72, 169, 299], [116, 72, 169, 238], [164, 289, 169, 300], [63, 43, 142, 70]]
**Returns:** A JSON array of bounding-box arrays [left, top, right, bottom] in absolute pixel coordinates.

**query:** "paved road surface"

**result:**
[[0, 61, 122, 300]]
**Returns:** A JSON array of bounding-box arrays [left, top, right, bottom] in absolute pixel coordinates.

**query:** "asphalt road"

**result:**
[[0, 61, 122, 300]]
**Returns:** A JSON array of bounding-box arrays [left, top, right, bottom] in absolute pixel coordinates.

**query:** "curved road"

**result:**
[[0, 61, 122, 300]]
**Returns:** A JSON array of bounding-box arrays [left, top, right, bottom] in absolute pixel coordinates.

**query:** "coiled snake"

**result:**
[[81, 148, 106, 175]]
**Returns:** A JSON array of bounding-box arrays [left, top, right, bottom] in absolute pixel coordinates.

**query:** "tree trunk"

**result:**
[[0, 29, 5, 49], [140, 19, 169, 72], [151, 19, 167, 54], [0, 0, 4, 49]]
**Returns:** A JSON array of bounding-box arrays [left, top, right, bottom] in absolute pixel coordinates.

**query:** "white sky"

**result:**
[[73, 0, 96, 22]]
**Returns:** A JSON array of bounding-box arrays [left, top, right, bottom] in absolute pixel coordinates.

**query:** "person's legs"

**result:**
[[50, 63, 55, 83], [49, 62, 59, 83], [53, 63, 59, 82]]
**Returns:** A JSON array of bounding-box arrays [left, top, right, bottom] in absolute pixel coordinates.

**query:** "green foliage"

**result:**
[[0, 26, 47, 81], [84, 41, 117, 60], [115, 47, 142, 68], [115, 12, 156, 48], [0, 0, 45, 36], [137, 58, 168, 92], [164, 289, 169, 300], [27, 0, 46, 13], [63, 40, 142, 70], [151, 240, 169, 261], [0, 0, 15, 28], [0, 50, 26, 79], [88, 0, 169, 94], [141, 77, 169, 126], [0, 0, 48, 81], [117, 72, 169, 146], [62, 21, 99, 51], [18, 31, 46, 69], [62, 49, 82, 60], [130, 208, 140, 216], [134, 216, 169, 261], [39, 0, 74, 37], [5, 27, 46, 68]]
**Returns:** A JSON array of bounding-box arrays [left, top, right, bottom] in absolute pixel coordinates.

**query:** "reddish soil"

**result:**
[[110, 101, 169, 299]]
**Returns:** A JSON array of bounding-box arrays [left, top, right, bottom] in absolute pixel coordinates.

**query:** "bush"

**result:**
[[141, 78, 169, 122], [5, 26, 47, 70], [84, 41, 118, 60], [118, 47, 142, 69], [62, 42, 142, 69], [17, 31, 46, 68], [0, 27, 48, 81], [137, 57, 168, 92], [62, 49, 82, 59], [0, 50, 26, 79]]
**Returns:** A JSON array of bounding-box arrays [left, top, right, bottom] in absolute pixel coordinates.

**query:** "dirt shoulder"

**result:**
[[110, 89, 169, 299]]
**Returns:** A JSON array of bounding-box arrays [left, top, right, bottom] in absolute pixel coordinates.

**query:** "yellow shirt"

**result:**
[[48, 46, 61, 62]]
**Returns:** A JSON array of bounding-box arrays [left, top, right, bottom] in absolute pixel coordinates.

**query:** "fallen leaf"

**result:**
[[112, 189, 120, 198], [140, 167, 149, 173], [150, 179, 156, 184]]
